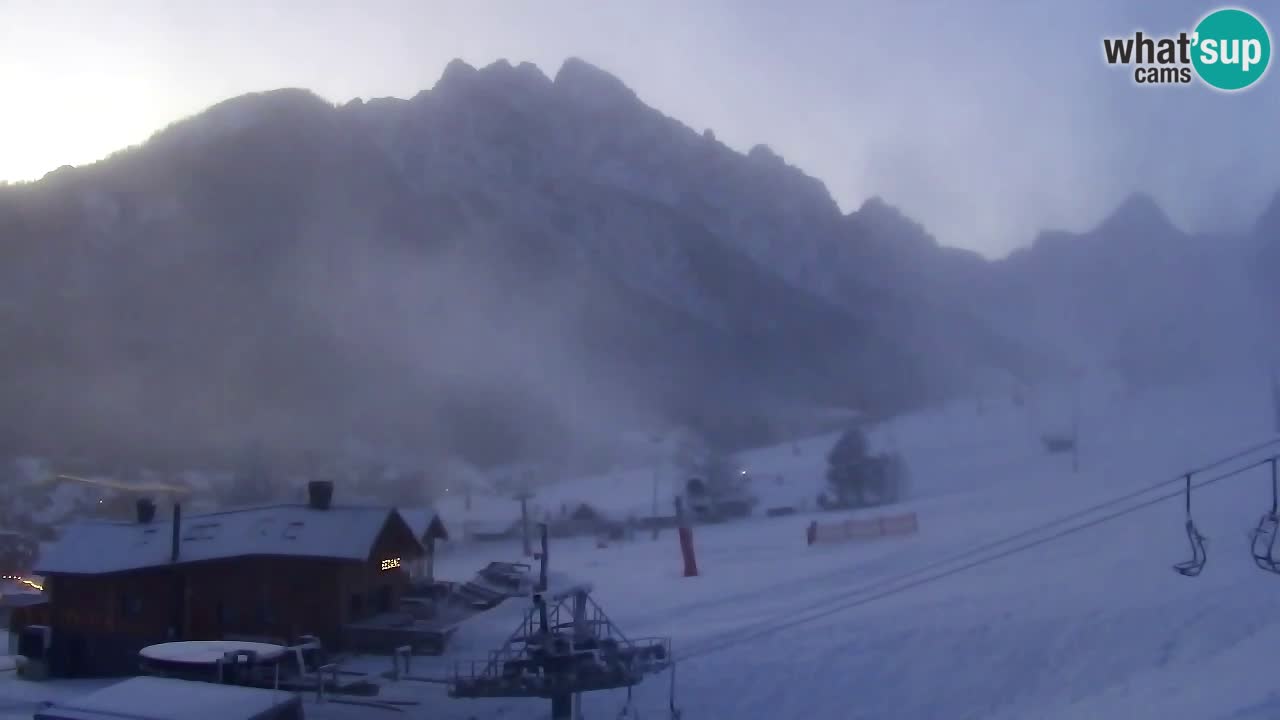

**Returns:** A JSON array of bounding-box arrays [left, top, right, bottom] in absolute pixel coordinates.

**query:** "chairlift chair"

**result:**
[[1250, 459, 1280, 575], [1174, 474, 1208, 577]]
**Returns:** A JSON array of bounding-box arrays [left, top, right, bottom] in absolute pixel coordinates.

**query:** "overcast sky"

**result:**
[[1, 0, 1276, 257]]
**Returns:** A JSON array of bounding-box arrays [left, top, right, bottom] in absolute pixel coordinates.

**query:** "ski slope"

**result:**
[[3, 374, 1279, 719], [425, 374, 1280, 719]]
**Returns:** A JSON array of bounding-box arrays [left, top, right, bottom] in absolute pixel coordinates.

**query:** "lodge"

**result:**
[[14, 480, 436, 677], [398, 506, 449, 582]]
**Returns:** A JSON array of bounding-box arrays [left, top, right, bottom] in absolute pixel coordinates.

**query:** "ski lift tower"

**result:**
[[515, 486, 535, 558], [449, 524, 678, 720]]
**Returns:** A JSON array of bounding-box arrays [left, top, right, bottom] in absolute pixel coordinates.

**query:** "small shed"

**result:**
[[398, 506, 449, 582]]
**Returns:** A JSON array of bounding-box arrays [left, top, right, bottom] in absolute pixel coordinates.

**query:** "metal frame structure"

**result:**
[[1251, 458, 1280, 574], [448, 524, 678, 719], [1173, 473, 1208, 577]]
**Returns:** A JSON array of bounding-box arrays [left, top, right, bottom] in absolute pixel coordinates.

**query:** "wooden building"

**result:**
[[399, 507, 449, 582], [547, 502, 619, 538], [21, 481, 424, 677]]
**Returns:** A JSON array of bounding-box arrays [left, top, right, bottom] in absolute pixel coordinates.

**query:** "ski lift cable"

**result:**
[[685, 455, 1270, 662], [459, 440, 1280, 718], [638, 435, 1280, 635], [682, 450, 1280, 663], [693, 434, 1280, 628]]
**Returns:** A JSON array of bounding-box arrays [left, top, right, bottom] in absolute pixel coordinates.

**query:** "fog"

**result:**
[[0, 3, 1277, 508], [4, 0, 1278, 257]]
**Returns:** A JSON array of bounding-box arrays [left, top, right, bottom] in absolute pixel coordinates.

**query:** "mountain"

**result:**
[[1253, 192, 1280, 324], [4, 57, 1269, 470], [989, 192, 1273, 386], [0, 59, 1046, 469]]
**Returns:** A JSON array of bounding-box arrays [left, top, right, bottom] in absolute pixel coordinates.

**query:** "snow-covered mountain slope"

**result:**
[[1, 56, 1276, 470], [414, 374, 1280, 719], [2, 375, 1278, 719], [0, 58, 1047, 467]]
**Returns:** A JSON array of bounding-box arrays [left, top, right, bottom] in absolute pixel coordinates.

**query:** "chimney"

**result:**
[[170, 503, 182, 563], [136, 498, 157, 524], [307, 480, 334, 510]]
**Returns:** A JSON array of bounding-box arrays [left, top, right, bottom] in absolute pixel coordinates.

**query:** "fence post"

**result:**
[[675, 498, 698, 577], [393, 645, 411, 680], [317, 663, 337, 703]]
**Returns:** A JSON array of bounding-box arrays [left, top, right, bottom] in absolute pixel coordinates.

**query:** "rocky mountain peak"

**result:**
[[554, 57, 639, 109], [1094, 192, 1177, 238]]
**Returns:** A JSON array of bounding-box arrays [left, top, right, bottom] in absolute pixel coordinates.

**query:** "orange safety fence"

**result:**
[[807, 512, 919, 545]]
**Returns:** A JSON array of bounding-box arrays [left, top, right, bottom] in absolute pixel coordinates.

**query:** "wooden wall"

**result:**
[[35, 512, 423, 653], [46, 570, 177, 638]]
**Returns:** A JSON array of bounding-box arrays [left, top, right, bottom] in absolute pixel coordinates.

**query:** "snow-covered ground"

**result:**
[[5, 373, 1280, 719], [423, 373, 1280, 719]]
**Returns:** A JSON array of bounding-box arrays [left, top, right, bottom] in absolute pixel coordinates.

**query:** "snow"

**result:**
[[525, 466, 677, 520], [434, 494, 522, 538], [397, 506, 442, 542], [417, 373, 1280, 719], [32, 676, 298, 720], [36, 505, 418, 575], [4, 374, 1280, 718], [138, 641, 286, 665]]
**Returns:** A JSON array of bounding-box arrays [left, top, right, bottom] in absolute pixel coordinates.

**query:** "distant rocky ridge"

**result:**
[[0, 58, 1273, 469]]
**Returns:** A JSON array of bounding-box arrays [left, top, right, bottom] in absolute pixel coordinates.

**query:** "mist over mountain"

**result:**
[[0, 58, 1270, 471], [1253, 192, 1280, 326], [990, 191, 1276, 387]]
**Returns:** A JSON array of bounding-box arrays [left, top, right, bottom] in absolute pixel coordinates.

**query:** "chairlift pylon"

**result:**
[[669, 659, 683, 720], [1174, 473, 1208, 577], [1250, 458, 1280, 575], [449, 523, 678, 720]]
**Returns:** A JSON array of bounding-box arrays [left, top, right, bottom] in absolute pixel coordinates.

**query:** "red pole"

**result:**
[[675, 498, 698, 577]]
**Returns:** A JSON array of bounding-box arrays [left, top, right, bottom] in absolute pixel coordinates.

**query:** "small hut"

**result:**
[[399, 506, 450, 582]]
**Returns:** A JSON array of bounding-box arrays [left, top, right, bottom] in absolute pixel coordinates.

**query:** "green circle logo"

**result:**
[[1192, 8, 1271, 91]]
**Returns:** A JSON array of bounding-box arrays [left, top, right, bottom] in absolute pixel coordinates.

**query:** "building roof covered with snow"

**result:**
[[33, 675, 301, 720], [398, 505, 448, 543], [34, 502, 423, 576]]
